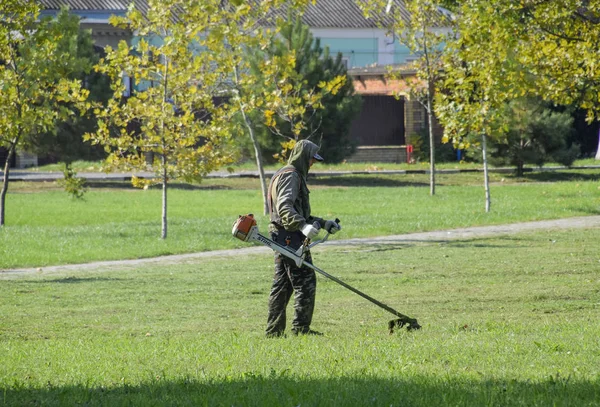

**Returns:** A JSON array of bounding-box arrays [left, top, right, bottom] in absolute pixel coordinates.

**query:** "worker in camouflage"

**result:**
[[265, 139, 341, 337]]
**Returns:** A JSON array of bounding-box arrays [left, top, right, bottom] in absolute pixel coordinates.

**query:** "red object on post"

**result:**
[[406, 145, 413, 163]]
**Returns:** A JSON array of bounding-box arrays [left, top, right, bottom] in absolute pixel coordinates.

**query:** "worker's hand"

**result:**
[[325, 219, 342, 234], [301, 223, 319, 240]]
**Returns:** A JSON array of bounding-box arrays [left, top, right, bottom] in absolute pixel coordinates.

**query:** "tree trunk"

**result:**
[[161, 156, 168, 239], [0, 144, 15, 226], [160, 50, 168, 239], [482, 133, 491, 213], [427, 94, 436, 196], [422, 28, 436, 196], [240, 106, 269, 215], [596, 127, 600, 160], [518, 138, 525, 176], [233, 66, 269, 215], [516, 160, 524, 177]]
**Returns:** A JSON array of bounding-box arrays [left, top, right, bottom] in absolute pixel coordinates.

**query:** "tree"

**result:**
[[89, 1, 239, 239], [434, 1, 516, 212], [88, 0, 322, 235], [436, 0, 600, 211], [487, 99, 578, 176], [0, 2, 89, 225], [232, 49, 335, 215], [495, 1, 600, 161], [360, 0, 454, 195], [447, 1, 600, 160], [28, 11, 112, 198], [248, 16, 362, 164], [229, 12, 349, 215]]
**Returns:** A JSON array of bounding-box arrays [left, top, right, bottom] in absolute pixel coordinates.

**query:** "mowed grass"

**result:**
[[1, 170, 600, 269], [26, 157, 600, 173], [1, 227, 599, 406]]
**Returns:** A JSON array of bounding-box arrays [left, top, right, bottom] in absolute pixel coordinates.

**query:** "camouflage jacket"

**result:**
[[268, 140, 324, 234]]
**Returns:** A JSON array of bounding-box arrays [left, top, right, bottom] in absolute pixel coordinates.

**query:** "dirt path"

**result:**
[[2, 215, 599, 277]]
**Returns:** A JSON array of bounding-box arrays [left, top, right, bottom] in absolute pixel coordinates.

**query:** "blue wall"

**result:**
[[315, 37, 431, 67], [317, 37, 378, 68], [393, 42, 412, 64], [39, 10, 125, 22]]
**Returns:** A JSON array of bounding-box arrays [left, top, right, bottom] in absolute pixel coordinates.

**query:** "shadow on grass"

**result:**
[[334, 238, 524, 251], [19, 276, 127, 284], [308, 175, 429, 188], [3, 375, 598, 406], [48, 276, 126, 284], [444, 235, 530, 249], [83, 181, 232, 190], [510, 171, 600, 182], [567, 206, 600, 215]]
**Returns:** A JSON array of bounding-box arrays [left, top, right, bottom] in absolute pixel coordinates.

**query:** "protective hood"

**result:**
[[287, 139, 321, 178]]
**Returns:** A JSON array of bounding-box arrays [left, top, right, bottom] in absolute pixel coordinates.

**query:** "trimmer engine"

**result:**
[[232, 214, 258, 242]]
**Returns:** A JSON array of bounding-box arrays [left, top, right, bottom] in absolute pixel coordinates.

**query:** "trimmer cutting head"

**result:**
[[388, 317, 422, 334]]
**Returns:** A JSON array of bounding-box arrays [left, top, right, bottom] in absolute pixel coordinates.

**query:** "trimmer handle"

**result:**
[[327, 218, 341, 233], [305, 218, 341, 251], [313, 218, 340, 231]]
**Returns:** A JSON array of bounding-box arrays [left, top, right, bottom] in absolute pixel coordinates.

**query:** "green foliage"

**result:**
[[435, 2, 511, 147], [405, 133, 425, 163], [29, 10, 112, 167], [485, 99, 579, 175], [437, 0, 600, 154], [439, 0, 460, 10], [434, 0, 517, 211], [57, 163, 87, 199], [408, 127, 456, 163], [0, 0, 90, 225], [246, 15, 361, 163], [502, 1, 600, 122], [91, 9, 237, 184], [89, 0, 326, 234], [89, 0, 256, 236]]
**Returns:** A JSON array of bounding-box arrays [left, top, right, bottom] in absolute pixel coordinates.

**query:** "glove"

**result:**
[[325, 219, 342, 234], [301, 223, 320, 240]]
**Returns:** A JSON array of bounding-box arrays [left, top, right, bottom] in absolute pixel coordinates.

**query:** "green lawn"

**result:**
[[23, 157, 600, 173], [1, 227, 599, 406], [1, 170, 599, 269]]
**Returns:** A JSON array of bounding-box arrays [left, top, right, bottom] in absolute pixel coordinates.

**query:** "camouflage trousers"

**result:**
[[265, 252, 316, 336]]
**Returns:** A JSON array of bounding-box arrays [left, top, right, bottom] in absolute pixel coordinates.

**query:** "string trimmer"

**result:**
[[232, 214, 421, 333]]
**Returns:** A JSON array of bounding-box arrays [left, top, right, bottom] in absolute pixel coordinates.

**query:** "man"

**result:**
[[266, 139, 341, 337]]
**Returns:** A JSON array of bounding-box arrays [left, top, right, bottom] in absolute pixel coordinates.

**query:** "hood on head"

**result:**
[[287, 139, 322, 177]]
